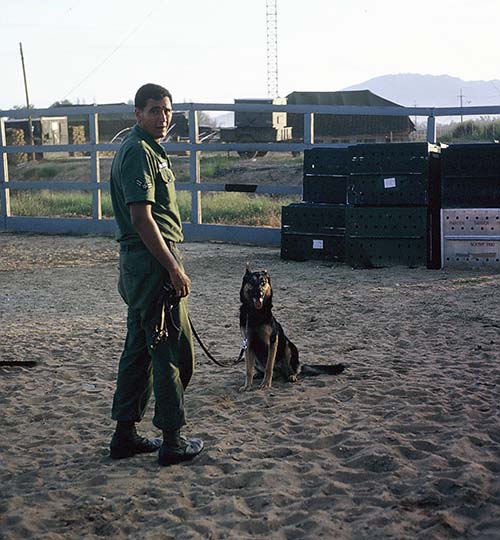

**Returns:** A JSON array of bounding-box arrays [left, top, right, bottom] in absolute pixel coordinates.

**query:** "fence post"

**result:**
[[304, 112, 315, 145], [89, 112, 102, 220], [0, 118, 11, 229], [188, 109, 201, 225], [426, 114, 436, 143]]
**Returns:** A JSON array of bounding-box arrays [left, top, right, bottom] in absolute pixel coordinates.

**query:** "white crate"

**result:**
[[442, 209, 500, 267]]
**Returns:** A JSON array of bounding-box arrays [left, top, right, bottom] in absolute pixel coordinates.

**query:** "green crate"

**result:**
[[345, 207, 429, 268], [303, 175, 348, 204], [281, 232, 345, 262], [442, 143, 500, 178], [303, 147, 351, 176], [350, 143, 440, 175], [347, 172, 428, 206], [282, 203, 346, 234]]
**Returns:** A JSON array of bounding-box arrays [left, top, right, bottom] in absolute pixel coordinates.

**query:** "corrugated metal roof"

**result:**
[[286, 90, 404, 107], [286, 90, 413, 137]]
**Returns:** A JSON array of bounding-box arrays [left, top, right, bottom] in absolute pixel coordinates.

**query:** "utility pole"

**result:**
[[266, 0, 279, 98], [19, 42, 35, 160], [457, 88, 464, 123]]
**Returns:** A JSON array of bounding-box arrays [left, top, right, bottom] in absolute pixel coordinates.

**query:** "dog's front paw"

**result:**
[[288, 374, 298, 383], [239, 384, 252, 392], [259, 381, 272, 390]]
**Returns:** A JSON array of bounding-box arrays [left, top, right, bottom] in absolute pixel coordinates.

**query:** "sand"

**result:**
[[0, 232, 499, 540]]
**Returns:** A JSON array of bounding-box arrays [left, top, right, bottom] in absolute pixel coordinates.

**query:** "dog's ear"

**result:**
[[245, 262, 252, 274]]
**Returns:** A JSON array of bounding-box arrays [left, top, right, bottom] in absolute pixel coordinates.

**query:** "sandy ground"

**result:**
[[0, 232, 499, 540]]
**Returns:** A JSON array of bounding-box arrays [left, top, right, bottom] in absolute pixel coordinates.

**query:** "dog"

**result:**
[[239, 264, 345, 391]]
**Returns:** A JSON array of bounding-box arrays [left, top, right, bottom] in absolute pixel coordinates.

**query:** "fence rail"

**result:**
[[1, 102, 499, 245]]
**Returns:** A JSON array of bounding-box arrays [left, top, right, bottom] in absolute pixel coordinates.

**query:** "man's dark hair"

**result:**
[[134, 84, 172, 109]]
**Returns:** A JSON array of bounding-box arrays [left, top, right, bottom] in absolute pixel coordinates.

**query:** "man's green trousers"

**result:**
[[111, 243, 194, 432]]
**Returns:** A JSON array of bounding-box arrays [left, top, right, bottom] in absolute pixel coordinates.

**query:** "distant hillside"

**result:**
[[342, 74, 500, 108], [211, 74, 500, 127]]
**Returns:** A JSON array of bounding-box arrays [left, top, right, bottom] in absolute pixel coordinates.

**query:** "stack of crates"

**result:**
[[441, 144, 500, 267], [281, 148, 349, 261], [281, 143, 441, 268], [346, 143, 441, 268]]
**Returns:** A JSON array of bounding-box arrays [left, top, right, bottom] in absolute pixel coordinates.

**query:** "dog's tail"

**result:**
[[301, 363, 346, 376]]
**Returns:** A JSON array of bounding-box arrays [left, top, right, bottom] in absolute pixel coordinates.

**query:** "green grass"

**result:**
[[11, 190, 95, 217], [17, 164, 61, 180], [199, 155, 240, 177], [7, 155, 300, 226], [10, 189, 298, 226], [196, 192, 294, 227]]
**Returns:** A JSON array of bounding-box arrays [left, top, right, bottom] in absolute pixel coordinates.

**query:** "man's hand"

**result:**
[[169, 266, 191, 298], [129, 202, 191, 297]]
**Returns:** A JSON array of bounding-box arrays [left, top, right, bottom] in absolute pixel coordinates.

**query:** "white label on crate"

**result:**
[[384, 177, 396, 188], [312, 239, 324, 250]]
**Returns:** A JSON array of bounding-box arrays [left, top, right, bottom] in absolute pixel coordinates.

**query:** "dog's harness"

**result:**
[[150, 282, 227, 368]]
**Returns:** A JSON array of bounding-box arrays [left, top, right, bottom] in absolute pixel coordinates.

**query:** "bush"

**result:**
[[440, 117, 500, 143]]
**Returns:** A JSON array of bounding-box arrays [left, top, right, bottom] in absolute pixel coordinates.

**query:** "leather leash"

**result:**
[[188, 315, 227, 368], [150, 282, 229, 368]]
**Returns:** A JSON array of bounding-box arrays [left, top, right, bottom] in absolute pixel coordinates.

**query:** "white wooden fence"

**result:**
[[1, 102, 499, 245]]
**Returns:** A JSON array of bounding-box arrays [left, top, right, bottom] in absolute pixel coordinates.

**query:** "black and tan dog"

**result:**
[[239, 265, 345, 391]]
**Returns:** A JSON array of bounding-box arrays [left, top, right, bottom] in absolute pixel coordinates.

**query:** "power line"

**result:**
[[62, 1, 161, 101], [489, 80, 500, 96]]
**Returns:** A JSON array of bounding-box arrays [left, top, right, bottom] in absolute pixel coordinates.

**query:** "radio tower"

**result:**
[[266, 0, 279, 98]]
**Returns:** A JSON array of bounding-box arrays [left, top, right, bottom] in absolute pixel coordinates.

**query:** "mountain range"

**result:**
[[214, 74, 500, 126], [342, 73, 500, 109]]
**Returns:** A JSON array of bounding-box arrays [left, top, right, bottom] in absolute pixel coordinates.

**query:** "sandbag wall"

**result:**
[[440, 144, 500, 267], [281, 143, 442, 268]]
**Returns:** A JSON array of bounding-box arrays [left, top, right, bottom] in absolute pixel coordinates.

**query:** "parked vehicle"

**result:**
[[219, 98, 292, 158]]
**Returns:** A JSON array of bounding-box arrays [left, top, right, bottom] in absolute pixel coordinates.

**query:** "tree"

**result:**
[[198, 111, 217, 127], [50, 99, 73, 108]]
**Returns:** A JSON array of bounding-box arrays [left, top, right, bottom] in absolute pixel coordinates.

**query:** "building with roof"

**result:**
[[286, 90, 415, 143]]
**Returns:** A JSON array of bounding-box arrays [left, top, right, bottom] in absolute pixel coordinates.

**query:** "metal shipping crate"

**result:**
[[281, 203, 346, 234], [348, 143, 441, 207], [303, 147, 351, 176], [281, 203, 346, 261], [281, 232, 345, 262], [303, 175, 348, 204], [347, 172, 429, 207], [441, 144, 500, 208], [350, 142, 441, 175], [345, 207, 429, 268], [441, 208, 500, 267], [441, 143, 500, 177]]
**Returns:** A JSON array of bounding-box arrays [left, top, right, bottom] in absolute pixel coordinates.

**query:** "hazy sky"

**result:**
[[1, 0, 499, 110]]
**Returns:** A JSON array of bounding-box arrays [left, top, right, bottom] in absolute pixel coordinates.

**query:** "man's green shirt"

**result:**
[[110, 125, 183, 245]]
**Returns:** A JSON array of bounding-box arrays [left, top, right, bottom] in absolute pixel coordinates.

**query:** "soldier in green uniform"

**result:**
[[109, 83, 204, 466]]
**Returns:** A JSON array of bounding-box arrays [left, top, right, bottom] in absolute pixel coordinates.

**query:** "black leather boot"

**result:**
[[158, 429, 204, 466], [109, 421, 162, 459]]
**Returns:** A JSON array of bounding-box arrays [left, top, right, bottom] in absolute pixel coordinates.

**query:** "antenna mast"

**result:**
[[266, 0, 279, 98]]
